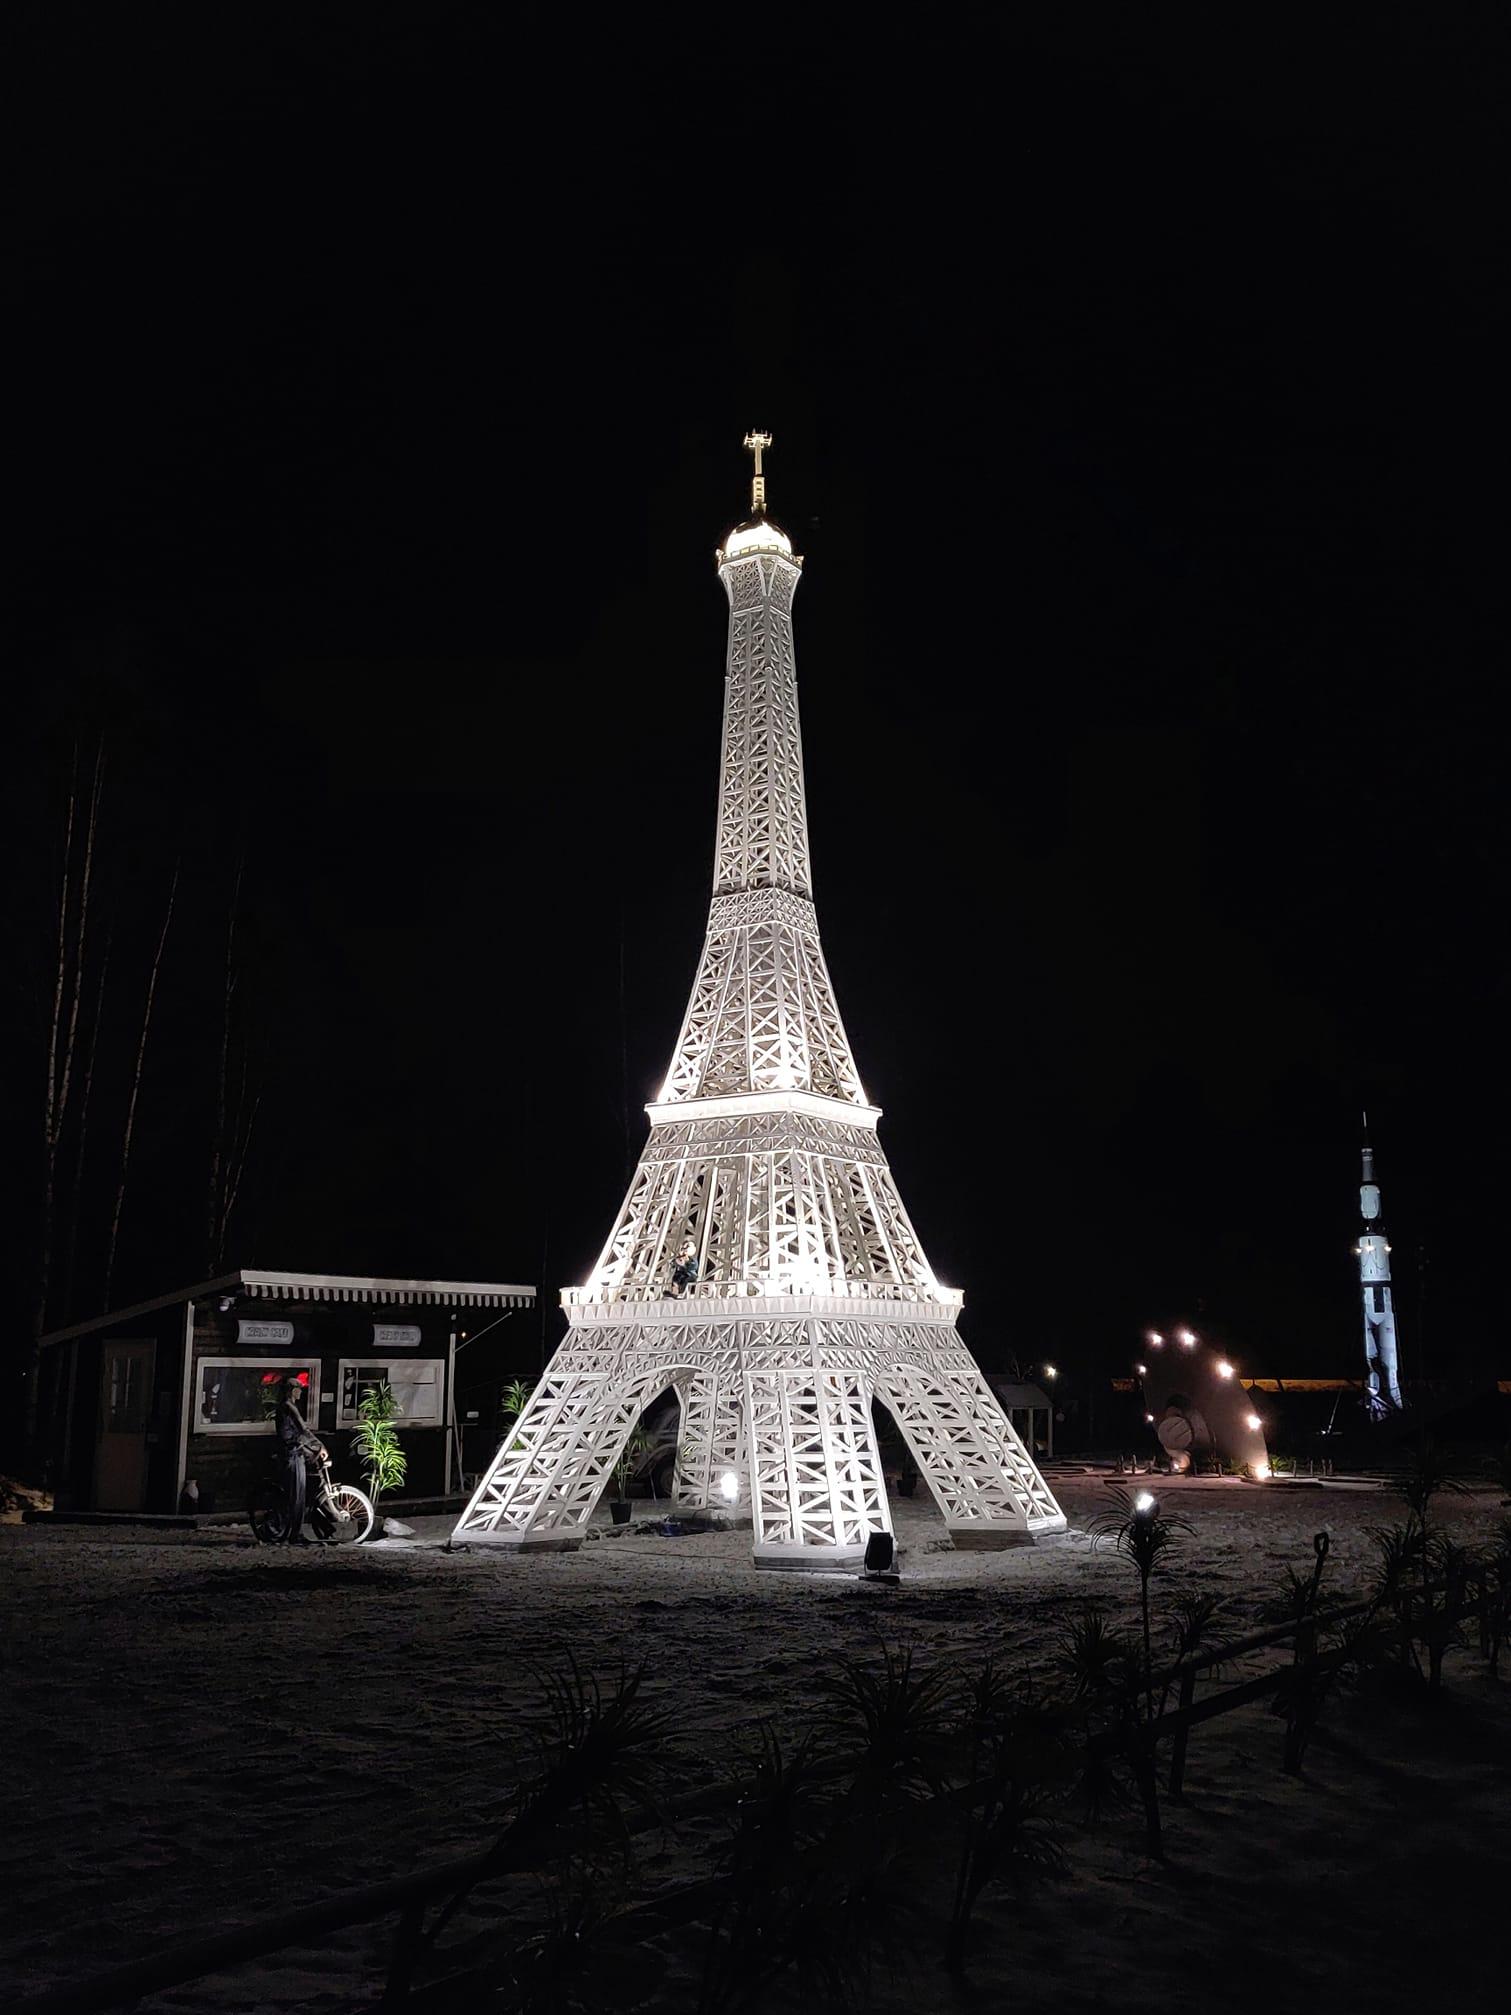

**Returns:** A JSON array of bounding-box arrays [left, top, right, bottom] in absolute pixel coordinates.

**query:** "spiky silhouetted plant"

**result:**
[[1167, 1589, 1227, 1659], [498, 1881, 666, 2015], [946, 1665, 1071, 1975], [1262, 1565, 1324, 1625], [1421, 1534, 1474, 1693], [1158, 1591, 1229, 1715], [1394, 1434, 1468, 1570], [699, 1727, 831, 2013], [776, 1820, 923, 2012], [1261, 1530, 1331, 1629], [811, 1643, 957, 1797], [1369, 1519, 1425, 1606], [1055, 1608, 1137, 1703], [427, 1656, 672, 1949], [1087, 1487, 1191, 1721], [525, 1654, 673, 1855], [700, 1715, 924, 2013], [1052, 1611, 1137, 1823]]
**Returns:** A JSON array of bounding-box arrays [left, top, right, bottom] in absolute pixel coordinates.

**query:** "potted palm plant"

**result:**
[[609, 1426, 651, 1525], [351, 1380, 408, 1532]]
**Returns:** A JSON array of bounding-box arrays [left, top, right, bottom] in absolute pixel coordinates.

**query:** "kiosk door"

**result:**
[[95, 1339, 155, 1510]]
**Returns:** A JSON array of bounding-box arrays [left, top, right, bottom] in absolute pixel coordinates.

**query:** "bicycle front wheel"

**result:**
[[322, 1484, 375, 1545]]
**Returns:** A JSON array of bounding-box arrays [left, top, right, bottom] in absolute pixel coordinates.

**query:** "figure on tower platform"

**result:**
[[1358, 1113, 1404, 1415], [454, 434, 1067, 1570], [669, 1239, 699, 1296]]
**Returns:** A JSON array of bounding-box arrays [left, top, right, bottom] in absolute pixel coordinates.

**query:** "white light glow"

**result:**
[[1253, 1461, 1272, 1481], [1216, 1360, 1235, 1379], [719, 1470, 739, 1502], [1178, 1329, 1197, 1347], [1148, 1331, 1164, 1347], [1042, 1363, 1058, 1380], [1145, 1411, 1155, 1423], [1135, 1491, 1156, 1514], [1134, 1362, 1147, 1376], [720, 517, 794, 560], [1246, 1412, 1262, 1431]]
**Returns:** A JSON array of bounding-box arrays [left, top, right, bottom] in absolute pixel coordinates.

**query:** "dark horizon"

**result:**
[[9, 11, 1506, 1413]]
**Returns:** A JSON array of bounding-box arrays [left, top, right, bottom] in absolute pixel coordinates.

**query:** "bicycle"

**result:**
[[248, 1444, 375, 1545]]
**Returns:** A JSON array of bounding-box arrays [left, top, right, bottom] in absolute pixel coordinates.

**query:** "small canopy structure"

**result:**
[[986, 1379, 1054, 1459]]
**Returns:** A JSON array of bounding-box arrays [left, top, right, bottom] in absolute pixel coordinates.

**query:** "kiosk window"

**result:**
[[338, 1359, 443, 1426]]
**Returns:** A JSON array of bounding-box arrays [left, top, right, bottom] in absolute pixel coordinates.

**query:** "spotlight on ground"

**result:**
[[861, 1531, 899, 1583]]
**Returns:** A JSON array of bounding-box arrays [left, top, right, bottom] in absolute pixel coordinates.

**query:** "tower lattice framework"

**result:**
[[456, 440, 1066, 1569]]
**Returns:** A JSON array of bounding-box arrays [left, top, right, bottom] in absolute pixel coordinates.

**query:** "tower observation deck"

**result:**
[[455, 438, 1066, 1568]]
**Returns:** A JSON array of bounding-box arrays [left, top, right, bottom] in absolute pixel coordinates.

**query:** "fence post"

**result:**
[[1283, 1617, 1316, 1774], [1168, 1665, 1196, 1798]]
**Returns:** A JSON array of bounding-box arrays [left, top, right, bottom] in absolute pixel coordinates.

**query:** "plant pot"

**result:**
[[610, 1501, 632, 1526]]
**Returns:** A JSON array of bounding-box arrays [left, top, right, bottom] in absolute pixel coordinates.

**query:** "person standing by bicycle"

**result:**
[[274, 1373, 324, 1545]]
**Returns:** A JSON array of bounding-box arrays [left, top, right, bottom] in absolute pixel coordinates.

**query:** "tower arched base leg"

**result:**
[[451, 1315, 1068, 1571]]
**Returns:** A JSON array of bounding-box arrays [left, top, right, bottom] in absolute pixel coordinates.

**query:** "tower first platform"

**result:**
[[455, 438, 1066, 1570]]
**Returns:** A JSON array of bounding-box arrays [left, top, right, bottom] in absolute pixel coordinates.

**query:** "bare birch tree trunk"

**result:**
[[27, 742, 104, 1455], [207, 852, 255, 1274], [60, 934, 112, 1324], [103, 865, 179, 1311]]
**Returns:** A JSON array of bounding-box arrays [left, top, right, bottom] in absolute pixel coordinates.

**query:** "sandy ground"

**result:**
[[2, 1475, 1507, 2013]]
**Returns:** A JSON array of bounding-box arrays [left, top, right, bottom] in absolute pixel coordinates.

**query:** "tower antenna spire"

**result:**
[[743, 430, 772, 516]]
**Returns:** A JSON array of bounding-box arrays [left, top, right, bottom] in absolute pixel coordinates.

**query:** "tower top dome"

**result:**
[[719, 514, 794, 562]]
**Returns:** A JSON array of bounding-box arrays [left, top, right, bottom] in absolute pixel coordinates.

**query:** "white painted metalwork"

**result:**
[[1358, 1115, 1403, 1413], [455, 439, 1066, 1568]]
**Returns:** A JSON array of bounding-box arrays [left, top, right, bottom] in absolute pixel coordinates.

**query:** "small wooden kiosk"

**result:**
[[37, 1269, 535, 1516]]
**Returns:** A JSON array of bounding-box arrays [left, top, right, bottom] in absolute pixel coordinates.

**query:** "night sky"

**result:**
[[9, 9, 1506, 1402]]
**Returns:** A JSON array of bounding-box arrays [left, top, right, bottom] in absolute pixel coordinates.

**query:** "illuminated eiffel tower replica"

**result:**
[[455, 436, 1066, 1569]]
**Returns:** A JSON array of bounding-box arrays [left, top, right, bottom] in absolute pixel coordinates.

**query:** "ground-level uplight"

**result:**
[[1253, 1461, 1272, 1481], [1134, 1490, 1157, 1515]]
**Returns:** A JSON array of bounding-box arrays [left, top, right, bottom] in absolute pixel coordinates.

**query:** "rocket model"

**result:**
[[1358, 1113, 1403, 1413]]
